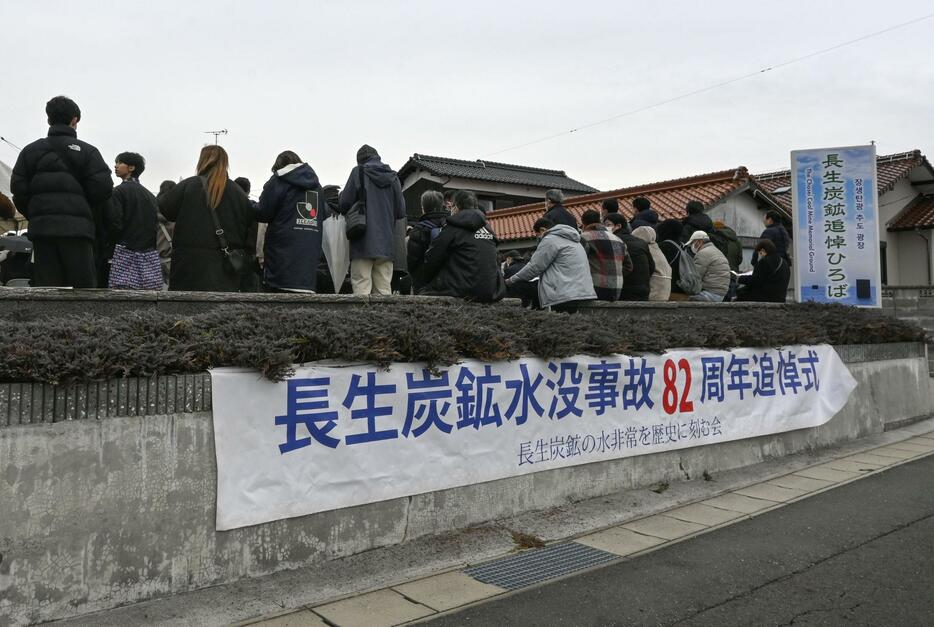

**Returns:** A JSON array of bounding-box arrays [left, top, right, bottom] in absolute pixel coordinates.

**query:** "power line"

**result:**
[[484, 12, 934, 158]]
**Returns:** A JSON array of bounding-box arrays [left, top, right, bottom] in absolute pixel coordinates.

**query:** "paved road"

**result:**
[[424, 454, 934, 626]]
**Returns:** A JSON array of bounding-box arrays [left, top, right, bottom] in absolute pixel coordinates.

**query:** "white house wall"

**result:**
[[707, 192, 764, 239], [880, 178, 923, 285], [893, 231, 932, 286], [707, 192, 764, 271]]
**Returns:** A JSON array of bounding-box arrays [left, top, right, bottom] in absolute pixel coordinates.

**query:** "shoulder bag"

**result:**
[[345, 166, 367, 241], [201, 177, 249, 276]]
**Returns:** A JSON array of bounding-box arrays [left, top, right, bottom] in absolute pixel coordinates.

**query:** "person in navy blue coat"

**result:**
[[338, 145, 406, 295], [257, 150, 329, 292]]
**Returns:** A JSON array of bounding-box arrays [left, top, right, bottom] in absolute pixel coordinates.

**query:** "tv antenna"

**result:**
[[204, 129, 228, 144], [0, 136, 22, 151]]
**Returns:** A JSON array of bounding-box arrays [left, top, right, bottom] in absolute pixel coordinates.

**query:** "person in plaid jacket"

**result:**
[[579, 209, 632, 301]]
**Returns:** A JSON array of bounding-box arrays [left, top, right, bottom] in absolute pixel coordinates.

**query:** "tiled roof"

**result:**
[[487, 167, 782, 242], [888, 194, 934, 231], [398, 154, 598, 193], [756, 150, 934, 214]]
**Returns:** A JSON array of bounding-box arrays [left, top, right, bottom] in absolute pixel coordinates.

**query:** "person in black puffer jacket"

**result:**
[[256, 150, 329, 292], [605, 214, 655, 301], [10, 96, 113, 287], [407, 190, 449, 293], [417, 190, 505, 302], [680, 200, 715, 244], [737, 239, 790, 302]]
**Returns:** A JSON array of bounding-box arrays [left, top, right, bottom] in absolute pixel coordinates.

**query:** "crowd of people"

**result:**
[[6, 95, 791, 310]]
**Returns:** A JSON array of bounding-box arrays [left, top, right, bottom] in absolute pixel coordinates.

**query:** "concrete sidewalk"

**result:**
[[51, 418, 934, 627]]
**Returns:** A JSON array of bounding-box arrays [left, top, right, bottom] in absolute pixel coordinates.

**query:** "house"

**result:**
[[486, 166, 787, 269], [756, 150, 934, 286], [397, 154, 598, 219]]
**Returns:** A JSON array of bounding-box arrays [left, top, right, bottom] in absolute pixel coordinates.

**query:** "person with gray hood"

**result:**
[[338, 144, 406, 295], [505, 217, 596, 313], [632, 225, 672, 301]]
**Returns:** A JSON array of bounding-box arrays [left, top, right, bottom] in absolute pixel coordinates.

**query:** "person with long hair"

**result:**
[[157, 145, 254, 291], [256, 150, 329, 292]]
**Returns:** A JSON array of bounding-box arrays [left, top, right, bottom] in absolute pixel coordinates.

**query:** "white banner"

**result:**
[[211, 345, 856, 530]]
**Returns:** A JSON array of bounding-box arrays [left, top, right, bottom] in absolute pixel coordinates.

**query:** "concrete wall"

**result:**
[[0, 343, 930, 626]]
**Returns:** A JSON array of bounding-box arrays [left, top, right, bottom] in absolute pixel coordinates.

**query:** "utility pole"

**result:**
[[204, 129, 228, 145]]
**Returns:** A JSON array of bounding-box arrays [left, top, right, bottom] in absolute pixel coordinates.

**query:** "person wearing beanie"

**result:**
[[680, 199, 715, 244], [542, 188, 577, 229], [338, 144, 406, 295], [629, 196, 659, 230]]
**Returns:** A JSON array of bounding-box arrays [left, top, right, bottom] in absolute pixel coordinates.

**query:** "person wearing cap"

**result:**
[[542, 189, 577, 229], [686, 230, 731, 302], [338, 144, 406, 295]]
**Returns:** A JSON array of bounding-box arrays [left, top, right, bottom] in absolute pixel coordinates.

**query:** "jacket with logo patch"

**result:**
[[10, 125, 113, 241], [257, 162, 328, 291], [417, 209, 505, 302]]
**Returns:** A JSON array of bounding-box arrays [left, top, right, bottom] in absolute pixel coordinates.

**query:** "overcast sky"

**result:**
[[1, 1, 932, 197]]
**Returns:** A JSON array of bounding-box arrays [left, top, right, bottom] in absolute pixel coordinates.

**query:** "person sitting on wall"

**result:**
[[407, 190, 448, 293], [606, 215, 655, 302], [542, 189, 578, 229], [580, 209, 630, 302], [601, 198, 620, 220], [502, 249, 539, 308], [505, 217, 596, 313], [736, 239, 790, 303], [754, 209, 792, 266], [417, 190, 505, 302], [680, 200, 715, 244], [686, 230, 732, 302], [629, 196, 658, 230]]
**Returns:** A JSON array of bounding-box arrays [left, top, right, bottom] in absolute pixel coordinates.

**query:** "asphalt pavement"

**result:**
[[422, 453, 934, 626]]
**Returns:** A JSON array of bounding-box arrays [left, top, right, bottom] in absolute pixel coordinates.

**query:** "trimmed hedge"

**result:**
[[0, 302, 925, 384]]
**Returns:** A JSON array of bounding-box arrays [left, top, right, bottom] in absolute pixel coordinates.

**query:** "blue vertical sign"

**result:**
[[791, 145, 881, 307]]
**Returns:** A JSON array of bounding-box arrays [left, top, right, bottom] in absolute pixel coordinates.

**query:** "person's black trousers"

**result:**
[[31, 237, 97, 288]]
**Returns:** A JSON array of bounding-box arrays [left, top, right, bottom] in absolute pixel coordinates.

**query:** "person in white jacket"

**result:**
[[505, 217, 596, 313], [686, 230, 731, 302]]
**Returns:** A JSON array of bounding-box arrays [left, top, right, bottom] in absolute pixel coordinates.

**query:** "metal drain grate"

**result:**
[[464, 542, 618, 590]]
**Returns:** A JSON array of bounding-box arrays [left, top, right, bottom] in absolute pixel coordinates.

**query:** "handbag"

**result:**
[[201, 177, 250, 276], [344, 165, 367, 241]]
